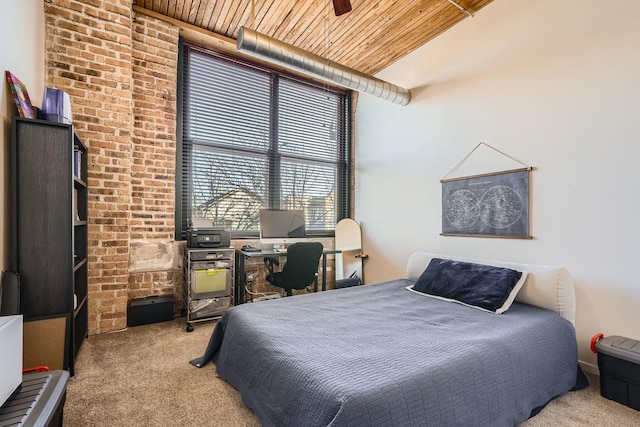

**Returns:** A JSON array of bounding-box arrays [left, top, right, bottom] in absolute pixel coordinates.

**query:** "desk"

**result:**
[[0, 370, 69, 427], [235, 249, 341, 304]]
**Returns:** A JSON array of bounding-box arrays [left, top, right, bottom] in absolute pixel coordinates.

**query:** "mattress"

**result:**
[[193, 279, 586, 427]]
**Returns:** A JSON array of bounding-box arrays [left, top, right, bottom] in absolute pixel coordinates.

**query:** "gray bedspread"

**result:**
[[193, 279, 585, 427]]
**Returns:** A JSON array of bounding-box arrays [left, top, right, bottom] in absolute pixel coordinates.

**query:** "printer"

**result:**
[[186, 219, 230, 248]]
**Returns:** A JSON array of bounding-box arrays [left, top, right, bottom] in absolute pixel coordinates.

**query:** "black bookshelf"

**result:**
[[11, 117, 88, 375]]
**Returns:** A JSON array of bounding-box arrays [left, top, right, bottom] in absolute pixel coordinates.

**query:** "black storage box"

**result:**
[[596, 335, 640, 411], [336, 277, 361, 289], [128, 295, 174, 327]]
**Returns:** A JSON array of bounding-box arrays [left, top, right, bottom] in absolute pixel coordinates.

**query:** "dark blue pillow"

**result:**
[[412, 258, 524, 313]]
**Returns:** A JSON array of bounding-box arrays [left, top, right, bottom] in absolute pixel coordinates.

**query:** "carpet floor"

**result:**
[[63, 318, 640, 426]]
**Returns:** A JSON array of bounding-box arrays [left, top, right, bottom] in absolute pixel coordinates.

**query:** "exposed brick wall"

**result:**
[[45, 0, 134, 334], [129, 270, 182, 302], [128, 15, 182, 307], [130, 15, 179, 241], [45, 0, 180, 335]]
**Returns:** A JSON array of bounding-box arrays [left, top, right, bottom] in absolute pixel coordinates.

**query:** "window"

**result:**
[[177, 41, 351, 239]]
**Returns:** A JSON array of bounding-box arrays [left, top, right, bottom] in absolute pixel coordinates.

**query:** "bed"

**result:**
[[192, 252, 588, 427]]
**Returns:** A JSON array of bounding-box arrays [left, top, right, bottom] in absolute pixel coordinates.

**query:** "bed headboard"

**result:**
[[406, 252, 576, 325]]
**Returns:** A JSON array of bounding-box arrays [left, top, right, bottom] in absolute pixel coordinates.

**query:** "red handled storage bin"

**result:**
[[595, 335, 640, 411]]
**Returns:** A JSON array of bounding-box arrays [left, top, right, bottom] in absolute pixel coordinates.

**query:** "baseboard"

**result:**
[[579, 360, 599, 376]]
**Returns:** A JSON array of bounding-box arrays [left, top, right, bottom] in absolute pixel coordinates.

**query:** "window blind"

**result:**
[[177, 41, 351, 239]]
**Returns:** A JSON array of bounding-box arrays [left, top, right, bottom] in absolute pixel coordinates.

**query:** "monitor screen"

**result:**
[[259, 209, 306, 244]]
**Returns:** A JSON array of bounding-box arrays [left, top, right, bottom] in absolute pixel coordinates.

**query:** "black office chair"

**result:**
[[264, 242, 324, 296]]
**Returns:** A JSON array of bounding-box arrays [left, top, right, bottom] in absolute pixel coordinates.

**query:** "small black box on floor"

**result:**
[[336, 277, 361, 289], [128, 295, 174, 327], [596, 335, 640, 411]]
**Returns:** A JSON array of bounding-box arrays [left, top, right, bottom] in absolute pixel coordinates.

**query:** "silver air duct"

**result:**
[[237, 26, 411, 106]]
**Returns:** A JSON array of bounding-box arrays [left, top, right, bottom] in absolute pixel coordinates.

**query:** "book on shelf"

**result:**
[[73, 189, 80, 221], [6, 71, 36, 119], [73, 148, 82, 180]]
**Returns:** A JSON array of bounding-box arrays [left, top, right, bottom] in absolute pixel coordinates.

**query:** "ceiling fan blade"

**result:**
[[332, 0, 352, 16]]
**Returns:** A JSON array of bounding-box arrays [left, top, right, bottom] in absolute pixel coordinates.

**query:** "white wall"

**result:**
[[0, 0, 44, 269], [355, 0, 640, 370]]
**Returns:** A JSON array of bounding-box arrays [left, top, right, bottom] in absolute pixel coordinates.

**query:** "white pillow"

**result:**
[[406, 252, 576, 324]]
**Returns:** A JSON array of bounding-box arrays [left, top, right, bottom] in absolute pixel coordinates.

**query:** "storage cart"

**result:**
[[182, 247, 234, 332]]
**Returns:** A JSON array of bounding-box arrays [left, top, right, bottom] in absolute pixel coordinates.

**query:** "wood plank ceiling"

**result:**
[[133, 0, 495, 76]]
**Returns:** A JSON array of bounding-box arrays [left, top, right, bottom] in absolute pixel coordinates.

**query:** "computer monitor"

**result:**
[[259, 209, 307, 245]]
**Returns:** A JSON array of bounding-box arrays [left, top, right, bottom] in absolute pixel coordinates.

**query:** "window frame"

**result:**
[[176, 39, 352, 240]]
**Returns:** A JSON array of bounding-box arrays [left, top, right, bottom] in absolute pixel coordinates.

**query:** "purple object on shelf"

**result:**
[[42, 88, 72, 124]]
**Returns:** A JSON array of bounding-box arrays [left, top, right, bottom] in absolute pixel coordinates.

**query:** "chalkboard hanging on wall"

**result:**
[[441, 143, 533, 239]]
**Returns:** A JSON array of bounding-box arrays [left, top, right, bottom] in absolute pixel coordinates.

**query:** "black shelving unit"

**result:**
[[11, 117, 88, 375]]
